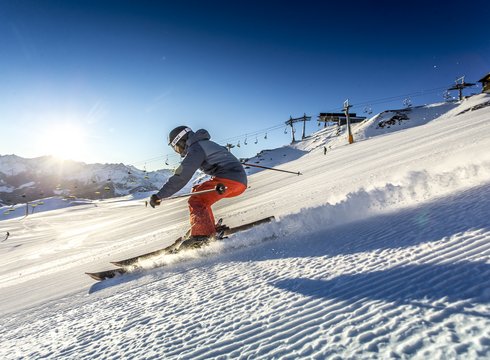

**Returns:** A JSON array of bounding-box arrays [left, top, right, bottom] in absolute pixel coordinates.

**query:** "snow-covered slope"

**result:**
[[354, 101, 460, 141], [243, 98, 468, 174], [0, 95, 489, 359]]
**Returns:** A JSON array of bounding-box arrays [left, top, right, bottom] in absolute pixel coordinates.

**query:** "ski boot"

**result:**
[[179, 235, 210, 250], [215, 218, 230, 240]]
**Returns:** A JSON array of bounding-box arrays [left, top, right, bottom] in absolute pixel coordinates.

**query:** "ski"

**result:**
[[110, 234, 187, 267], [110, 216, 273, 267], [85, 216, 274, 281], [86, 268, 128, 281]]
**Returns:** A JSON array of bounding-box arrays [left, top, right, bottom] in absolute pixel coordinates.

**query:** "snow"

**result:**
[[17, 181, 36, 189], [0, 155, 174, 203], [0, 155, 28, 176], [0, 185, 14, 193], [355, 101, 459, 141], [0, 197, 96, 220], [1, 94, 490, 359]]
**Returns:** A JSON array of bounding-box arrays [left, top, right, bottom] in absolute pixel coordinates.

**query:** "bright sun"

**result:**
[[40, 123, 88, 161]]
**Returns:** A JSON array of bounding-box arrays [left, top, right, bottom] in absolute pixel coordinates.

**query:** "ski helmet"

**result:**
[[168, 126, 191, 153]]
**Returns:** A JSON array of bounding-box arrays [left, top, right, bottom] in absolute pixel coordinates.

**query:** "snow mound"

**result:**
[[355, 102, 458, 141]]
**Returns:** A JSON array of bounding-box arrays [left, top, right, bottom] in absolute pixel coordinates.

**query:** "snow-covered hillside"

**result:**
[[0, 95, 489, 359], [0, 155, 173, 205]]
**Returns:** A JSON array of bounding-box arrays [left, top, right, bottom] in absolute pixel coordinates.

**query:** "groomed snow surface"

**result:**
[[1, 95, 490, 359]]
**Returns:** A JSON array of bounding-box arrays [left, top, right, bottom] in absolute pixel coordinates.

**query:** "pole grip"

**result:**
[[216, 183, 226, 194]]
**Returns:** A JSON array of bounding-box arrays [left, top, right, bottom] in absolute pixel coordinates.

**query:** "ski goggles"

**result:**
[[170, 127, 191, 151]]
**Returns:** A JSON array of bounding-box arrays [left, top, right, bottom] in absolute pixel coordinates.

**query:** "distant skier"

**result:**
[[3, 231, 9, 242], [150, 126, 247, 248]]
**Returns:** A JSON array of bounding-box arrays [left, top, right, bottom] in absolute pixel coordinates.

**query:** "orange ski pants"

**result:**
[[188, 177, 246, 236]]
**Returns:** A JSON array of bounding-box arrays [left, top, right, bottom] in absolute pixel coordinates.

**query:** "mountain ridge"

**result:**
[[0, 155, 172, 204]]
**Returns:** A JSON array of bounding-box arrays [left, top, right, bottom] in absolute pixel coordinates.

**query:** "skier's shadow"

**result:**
[[272, 261, 490, 319], [246, 183, 490, 314]]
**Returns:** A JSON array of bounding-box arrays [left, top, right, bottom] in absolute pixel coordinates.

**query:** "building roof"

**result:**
[[478, 73, 490, 83], [319, 112, 358, 117]]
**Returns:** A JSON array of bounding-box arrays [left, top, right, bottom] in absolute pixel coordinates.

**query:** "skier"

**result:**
[[150, 126, 247, 248]]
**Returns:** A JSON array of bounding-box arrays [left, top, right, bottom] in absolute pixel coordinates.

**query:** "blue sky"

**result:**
[[1, 0, 489, 170]]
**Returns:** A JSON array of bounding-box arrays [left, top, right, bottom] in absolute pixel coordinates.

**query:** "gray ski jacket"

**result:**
[[156, 129, 247, 199]]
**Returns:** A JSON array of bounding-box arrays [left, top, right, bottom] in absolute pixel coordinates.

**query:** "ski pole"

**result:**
[[156, 183, 227, 203], [242, 163, 302, 176]]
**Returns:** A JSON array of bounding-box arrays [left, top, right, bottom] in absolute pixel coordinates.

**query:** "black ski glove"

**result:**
[[149, 194, 161, 208]]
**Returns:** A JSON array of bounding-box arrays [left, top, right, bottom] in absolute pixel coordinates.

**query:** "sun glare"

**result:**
[[40, 123, 88, 161]]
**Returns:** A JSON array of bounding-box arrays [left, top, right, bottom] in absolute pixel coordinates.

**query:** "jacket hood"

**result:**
[[186, 129, 210, 146], [177, 129, 210, 157]]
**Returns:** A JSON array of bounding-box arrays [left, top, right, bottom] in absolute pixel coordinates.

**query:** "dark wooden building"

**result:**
[[478, 73, 490, 94], [318, 112, 366, 127]]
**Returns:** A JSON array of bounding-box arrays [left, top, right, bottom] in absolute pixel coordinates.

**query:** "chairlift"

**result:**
[[165, 156, 169, 166], [237, 141, 241, 148], [284, 127, 288, 134], [254, 137, 258, 144], [244, 137, 248, 146], [264, 133, 268, 140]]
